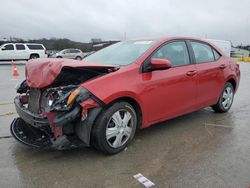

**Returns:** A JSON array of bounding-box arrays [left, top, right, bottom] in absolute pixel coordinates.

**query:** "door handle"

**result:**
[[219, 64, 227, 69], [186, 70, 197, 76]]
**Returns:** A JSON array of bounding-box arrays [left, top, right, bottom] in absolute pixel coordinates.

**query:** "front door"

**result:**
[[0, 44, 15, 60], [141, 41, 197, 124]]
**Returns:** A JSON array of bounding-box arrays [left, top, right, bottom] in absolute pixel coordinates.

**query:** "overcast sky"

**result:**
[[0, 0, 249, 45]]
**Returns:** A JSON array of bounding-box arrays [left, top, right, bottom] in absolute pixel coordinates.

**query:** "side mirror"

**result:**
[[1, 47, 6, 51], [150, 58, 172, 71]]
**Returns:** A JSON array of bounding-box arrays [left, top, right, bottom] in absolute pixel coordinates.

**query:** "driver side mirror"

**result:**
[[1, 47, 6, 51], [149, 58, 172, 71]]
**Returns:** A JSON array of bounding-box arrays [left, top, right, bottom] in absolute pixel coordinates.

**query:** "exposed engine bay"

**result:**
[[11, 60, 118, 150]]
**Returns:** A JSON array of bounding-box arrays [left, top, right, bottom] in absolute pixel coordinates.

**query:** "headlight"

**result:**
[[67, 87, 90, 105], [44, 86, 90, 112], [67, 88, 80, 105]]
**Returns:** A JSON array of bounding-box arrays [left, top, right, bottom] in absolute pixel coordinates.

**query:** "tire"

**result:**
[[57, 56, 62, 58], [29, 54, 39, 59], [91, 101, 137, 154], [212, 82, 234, 113], [75, 56, 82, 60]]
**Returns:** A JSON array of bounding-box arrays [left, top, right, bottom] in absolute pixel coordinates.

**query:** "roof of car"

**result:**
[[2, 43, 44, 45], [128, 36, 226, 55], [129, 36, 205, 42], [63, 48, 81, 50]]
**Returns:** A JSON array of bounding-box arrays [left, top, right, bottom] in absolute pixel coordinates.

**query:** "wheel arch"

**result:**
[[226, 78, 236, 91], [29, 53, 40, 58], [214, 77, 237, 106], [105, 96, 143, 130]]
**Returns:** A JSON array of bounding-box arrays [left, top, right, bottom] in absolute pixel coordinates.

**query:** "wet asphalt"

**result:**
[[0, 62, 249, 188]]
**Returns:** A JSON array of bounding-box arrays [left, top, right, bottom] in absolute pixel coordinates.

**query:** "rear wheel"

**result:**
[[29, 54, 39, 59], [91, 102, 137, 154], [212, 82, 234, 113]]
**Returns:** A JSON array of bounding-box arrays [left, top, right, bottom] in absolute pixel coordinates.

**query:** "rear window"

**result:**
[[213, 49, 221, 60], [27, 44, 44, 50], [16, 44, 25, 50], [191, 41, 215, 63]]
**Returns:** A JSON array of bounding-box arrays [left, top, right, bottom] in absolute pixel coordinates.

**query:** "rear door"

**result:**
[[141, 40, 197, 123], [63, 49, 72, 58], [189, 40, 225, 108], [15, 44, 26, 59], [69, 49, 79, 59]]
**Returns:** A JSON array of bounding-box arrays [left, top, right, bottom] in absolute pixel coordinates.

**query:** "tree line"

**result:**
[[0, 37, 119, 52]]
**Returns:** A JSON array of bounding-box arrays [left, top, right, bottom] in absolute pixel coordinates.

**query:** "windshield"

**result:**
[[84, 40, 156, 66]]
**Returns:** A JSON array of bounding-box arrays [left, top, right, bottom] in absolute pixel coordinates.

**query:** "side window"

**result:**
[[191, 42, 215, 63], [4, 44, 14, 50], [27, 44, 44, 50], [152, 41, 190, 67], [70, 49, 79, 53], [213, 49, 221, 60], [63, 49, 70, 54], [16, 44, 25, 50]]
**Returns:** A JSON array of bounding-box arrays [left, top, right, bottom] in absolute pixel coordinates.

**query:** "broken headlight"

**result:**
[[67, 87, 91, 105], [44, 86, 90, 112]]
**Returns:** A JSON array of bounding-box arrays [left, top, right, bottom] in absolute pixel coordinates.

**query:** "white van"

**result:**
[[204, 39, 231, 57], [0, 43, 47, 60]]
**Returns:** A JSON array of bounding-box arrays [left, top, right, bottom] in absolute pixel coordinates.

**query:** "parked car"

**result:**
[[11, 37, 240, 154], [0, 43, 47, 60], [53, 49, 85, 60]]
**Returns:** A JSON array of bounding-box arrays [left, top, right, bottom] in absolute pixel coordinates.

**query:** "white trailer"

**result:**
[[204, 39, 231, 57]]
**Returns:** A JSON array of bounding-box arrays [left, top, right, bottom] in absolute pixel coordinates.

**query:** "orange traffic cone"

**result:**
[[11, 60, 14, 68], [12, 64, 20, 77]]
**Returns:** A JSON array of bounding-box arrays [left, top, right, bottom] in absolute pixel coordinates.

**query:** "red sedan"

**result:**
[[11, 37, 240, 154]]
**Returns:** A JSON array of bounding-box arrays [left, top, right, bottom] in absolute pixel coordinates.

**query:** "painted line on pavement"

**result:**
[[134, 173, 155, 187], [0, 111, 16, 117], [0, 102, 13, 106]]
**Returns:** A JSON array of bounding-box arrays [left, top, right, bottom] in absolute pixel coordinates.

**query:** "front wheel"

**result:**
[[91, 102, 137, 154], [212, 82, 234, 113], [75, 56, 82, 60]]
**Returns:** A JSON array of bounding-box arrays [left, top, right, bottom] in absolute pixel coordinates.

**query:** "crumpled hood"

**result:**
[[26, 58, 117, 88]]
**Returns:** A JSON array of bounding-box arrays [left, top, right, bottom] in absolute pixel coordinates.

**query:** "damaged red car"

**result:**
[[11, 37, 240, 154]]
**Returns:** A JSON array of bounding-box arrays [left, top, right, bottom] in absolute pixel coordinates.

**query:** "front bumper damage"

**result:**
[[11, 89, 103, 150]]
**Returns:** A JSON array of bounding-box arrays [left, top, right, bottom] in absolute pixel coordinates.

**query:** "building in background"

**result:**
[[231, 47, 250, 58]]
